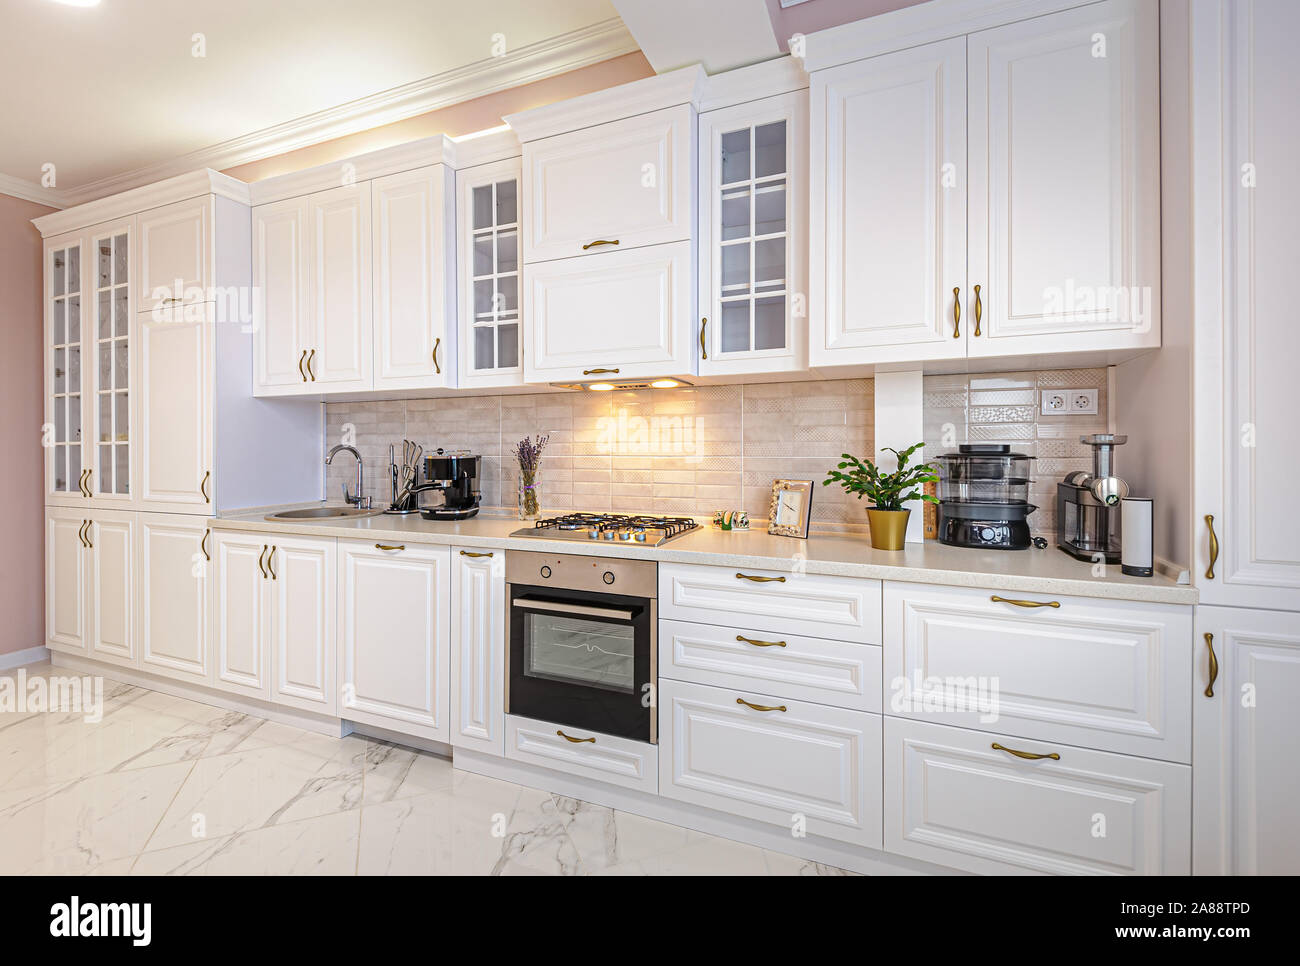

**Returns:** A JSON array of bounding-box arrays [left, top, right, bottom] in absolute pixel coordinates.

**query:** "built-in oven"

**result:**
[[505, 550, 657, 743]]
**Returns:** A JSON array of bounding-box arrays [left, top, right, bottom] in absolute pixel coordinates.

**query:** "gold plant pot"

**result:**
[[866, 508, 910, 551]]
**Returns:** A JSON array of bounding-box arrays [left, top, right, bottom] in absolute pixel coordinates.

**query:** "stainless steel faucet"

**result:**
[[325, 444, 369, 508]]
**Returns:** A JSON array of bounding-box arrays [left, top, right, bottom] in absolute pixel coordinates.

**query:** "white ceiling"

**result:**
[[611, 0, 780, 73], [0, 0, 629, 200]]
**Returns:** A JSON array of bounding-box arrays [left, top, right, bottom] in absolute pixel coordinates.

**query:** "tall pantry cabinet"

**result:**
[[35, 170, 321, 682]]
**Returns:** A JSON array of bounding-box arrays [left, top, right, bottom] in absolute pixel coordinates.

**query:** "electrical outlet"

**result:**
[[1041, 388, 1099, 415]]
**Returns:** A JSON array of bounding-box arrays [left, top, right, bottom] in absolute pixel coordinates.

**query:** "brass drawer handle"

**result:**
[[952, 286, 960, 338], [161, 296, 182, 305], [700, 317, 708, 360], [78, 520, 88, 548], [201, 530, 210, 561], [201, 470, 210, 504], [990, 595, 1059, 609], [581, 239, 619, 250], [298, 349, 307, 382], [459, 550, 493, 558], [86, 469, 93, 496], [267, 546, 277, 580], [433, 337, 441, 374], [736, 634, 786, 648], [307, 349, 317, 381], [76, 469, 88, 497], [736, 573, 785, 583], [375, 543, 405, 552], [736, 697, 786, 713], [84, 520, 93, 549], [556, 729, 595, 744], [1204, 632, 1218, 698], [1205, 514, 1219, 579], [582, 368, 619, 376], [973, 283, 983, 337], [992, 742, 1060, 761], [258, 545, 268, 579]]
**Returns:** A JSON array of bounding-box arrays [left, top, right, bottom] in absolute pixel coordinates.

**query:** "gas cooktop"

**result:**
[[510, 513, 700, 547]]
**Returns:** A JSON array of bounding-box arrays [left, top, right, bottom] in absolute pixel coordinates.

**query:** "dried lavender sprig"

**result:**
[[513, 434, 549, 479]]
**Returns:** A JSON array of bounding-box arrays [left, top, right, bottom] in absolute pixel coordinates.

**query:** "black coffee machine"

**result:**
[[414, 449, 481, 520]]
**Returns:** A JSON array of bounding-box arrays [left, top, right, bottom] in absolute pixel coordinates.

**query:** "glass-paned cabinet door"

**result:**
[[458, 157, 524, 387], [699, 91, 808, 375], [46, 234, 86, 501], [91, 224, 133, 499]]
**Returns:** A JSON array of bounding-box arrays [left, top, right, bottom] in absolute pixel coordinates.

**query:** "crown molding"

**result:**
[[0, 172, 68, 210], [32, 169, 250, 238], [504, 63, 706, 141], [698, 55, 808, 113], [450, 127, 522, 168], [29, 18, 636, 210], [248, 135, 461, 206]]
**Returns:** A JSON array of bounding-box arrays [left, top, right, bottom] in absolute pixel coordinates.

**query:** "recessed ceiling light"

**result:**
[[587, 382, 615, 391]]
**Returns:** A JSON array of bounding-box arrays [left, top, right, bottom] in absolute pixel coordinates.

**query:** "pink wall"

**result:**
[[0, 192, 55, 657], [224, 52, 654, 183]]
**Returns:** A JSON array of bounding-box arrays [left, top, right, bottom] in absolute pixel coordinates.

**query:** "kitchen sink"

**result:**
[[264, 507, 384, 522]]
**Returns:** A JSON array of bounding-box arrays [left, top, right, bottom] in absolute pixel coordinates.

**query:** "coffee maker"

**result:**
[[414, 449, 481, 520], [1057, 434, 1129, 563]]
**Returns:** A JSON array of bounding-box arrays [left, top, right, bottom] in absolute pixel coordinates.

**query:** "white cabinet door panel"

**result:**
[[450, 548, 505, 756], [308, 184, 372, 389], [46, 509, 88, 655], [137, 198, 210, 312], [87, 511, 136, 667], [137, 306, 211, 512], [252, 197, 311, 395], [138, 514, 209, 682], [269, 538, 336, 713], [212, 532, 269, 698], [506, 714, 657, 794]]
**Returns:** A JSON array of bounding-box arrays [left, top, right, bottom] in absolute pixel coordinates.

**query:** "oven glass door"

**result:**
[[509, 585, 652, 742]]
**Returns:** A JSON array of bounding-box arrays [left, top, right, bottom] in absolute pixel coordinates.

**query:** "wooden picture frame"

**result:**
[[767, 479, 813, 538]]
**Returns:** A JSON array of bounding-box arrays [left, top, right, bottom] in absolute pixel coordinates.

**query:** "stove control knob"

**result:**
[[540, 566, 552, 579], [602, 571, 615, 585]]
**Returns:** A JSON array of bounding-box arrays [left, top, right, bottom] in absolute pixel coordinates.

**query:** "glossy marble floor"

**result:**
[[0, 663, 854, 876]]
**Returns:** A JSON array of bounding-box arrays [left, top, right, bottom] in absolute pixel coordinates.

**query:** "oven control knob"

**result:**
[[602, 571, 615, 585], [540, 566, 552, 579]]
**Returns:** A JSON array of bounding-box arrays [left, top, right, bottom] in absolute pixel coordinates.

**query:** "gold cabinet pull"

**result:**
[[459, 550, 493, 558], [432, 337, 441, 374], [736, 697, 787, 713], [736, 634, 786, 648], [736, 572, 785, 583], [973, 283, 982, 336], [201, 530, 210, 561], [582, 368, 620, 376], [1205, 514, 1219, 579], [297, 349, 307, 382], [992, 742, 1060, 761], [267, 546, 277, 580], [700, 317, 708, 360], [258, 545, 268, 578], [77, 520, 87, 548], [84, 520, 93, 549], [85, 469, 93, 496], [75, 469, 85, 497], [1204, 632, 1218, 698], [990, 595, 1060, 609], [201, 470, 211, 504], [375, 543, 405, 552], [952, 286, 961, 338], [556, 729, 595, 743], [581, 239, 619, 250], [306, 349, 317, 381], [161, 296, 182, 305]]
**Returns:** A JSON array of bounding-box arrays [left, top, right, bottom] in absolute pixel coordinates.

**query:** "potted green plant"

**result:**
[[823, 443, 939, 550]]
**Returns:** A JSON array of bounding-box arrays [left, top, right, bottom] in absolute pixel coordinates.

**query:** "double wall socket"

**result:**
[[1041, 388, 1099, 415]]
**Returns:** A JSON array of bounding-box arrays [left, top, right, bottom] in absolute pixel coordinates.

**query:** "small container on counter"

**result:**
[[1120, 497, 1154, 577]]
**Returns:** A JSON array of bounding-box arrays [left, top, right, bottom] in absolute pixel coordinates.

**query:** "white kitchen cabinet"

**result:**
[[138, 513, 210, 683], [885, 717, 1190, 875], [810, 37, 967, 366], [519, 106, 693, 263], [338, 540, 450, 742], [450, 547, 505, 756], [306, 183, 373, 390], [698, 91, 808, 375], [137, 197, 209, 314], [523, 242, 693, 384], [86, 510, 137, 668], [1194, 605, 1300, 876], [44, 231, 90, 507], [373, 165, 456, 391], [659, 678, 882, 848], [212, 531, 270, 698], [45, 508, 88, 655], [269, 538, 336, 714], [506, 714, 658, 794], [252, 197, 311, 394], [456, 158, 523, 388], [966, 0, 1160, 358]]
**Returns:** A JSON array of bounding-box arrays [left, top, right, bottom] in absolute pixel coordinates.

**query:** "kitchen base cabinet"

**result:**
[[86, 510, 137, 668], [885, 717, 1190, 876], [45, 509, 89, 656], [211, 531, 270, 699], [138, 513, 210, 683], [506, 714, 658, 794], [1194, 605, 1300, 875], [338, 541, 450, 742], [659, 678, 882, 849], [450, 547, 505, 756], [270, 538, 337, 714]]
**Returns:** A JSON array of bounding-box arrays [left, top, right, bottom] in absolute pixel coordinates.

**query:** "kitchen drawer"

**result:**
[[660, 618, 882, 713], [659, 679, 882, 848], [885, 717, 1190, 875], [505, 714, 658, 794], [660, 563, 881, 645], [883, 582, 1192, 762]]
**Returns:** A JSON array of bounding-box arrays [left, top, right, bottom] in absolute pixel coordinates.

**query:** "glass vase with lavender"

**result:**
[[513, 434, 548, 521]]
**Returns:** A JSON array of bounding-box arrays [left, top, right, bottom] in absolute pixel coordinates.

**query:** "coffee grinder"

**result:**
[[1057, 433, 1129, 563]]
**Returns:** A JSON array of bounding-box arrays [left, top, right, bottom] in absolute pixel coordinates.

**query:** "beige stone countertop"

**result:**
[[212, 507, 1197, 606]]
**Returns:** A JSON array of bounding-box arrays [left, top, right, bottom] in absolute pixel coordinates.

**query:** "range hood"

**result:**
[[550, 378, 694, 391]]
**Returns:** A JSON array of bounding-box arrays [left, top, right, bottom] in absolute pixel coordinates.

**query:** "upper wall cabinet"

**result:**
[[457, 157, 523, 388], [809, 0, 1160, 367], [137, 197, 210, 314], [699, 90, 808, 375]]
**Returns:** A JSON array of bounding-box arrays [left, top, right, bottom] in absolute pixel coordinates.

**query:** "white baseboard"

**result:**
[[0, 646, 50, 671]]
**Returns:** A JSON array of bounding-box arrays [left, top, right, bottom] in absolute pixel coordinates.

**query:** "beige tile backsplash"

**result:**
[[325, 367, 1107, 533]]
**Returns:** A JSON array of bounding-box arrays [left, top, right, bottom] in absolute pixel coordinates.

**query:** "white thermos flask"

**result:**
[[1121, 497, 1153, 577]]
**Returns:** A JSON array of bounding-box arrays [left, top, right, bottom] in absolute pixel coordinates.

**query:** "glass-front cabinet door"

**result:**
[[91, 222, 133, 501], [698, 91, 808, 375], [45, 232, 87, 503], [457, 157, 524, 388]]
